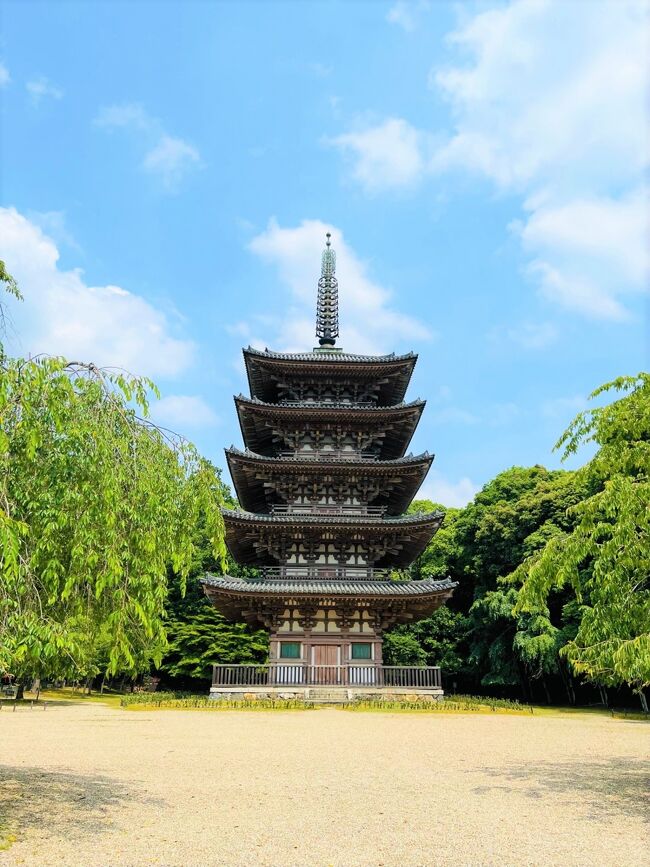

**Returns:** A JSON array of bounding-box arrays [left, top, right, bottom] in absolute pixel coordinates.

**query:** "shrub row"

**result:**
[[345, 695, 532, 713], [120, 694, 314, 710]]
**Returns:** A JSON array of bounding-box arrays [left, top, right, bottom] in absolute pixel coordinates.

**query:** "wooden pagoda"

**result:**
[[203, 235, 455, 698]]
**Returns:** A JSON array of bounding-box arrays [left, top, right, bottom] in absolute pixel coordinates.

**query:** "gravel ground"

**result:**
[[0, 702, 648, 867]]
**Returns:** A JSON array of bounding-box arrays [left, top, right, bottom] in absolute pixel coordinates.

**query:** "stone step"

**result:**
[[307, 688, 349, 701]]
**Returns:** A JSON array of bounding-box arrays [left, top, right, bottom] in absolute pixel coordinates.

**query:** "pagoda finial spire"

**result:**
[[316, 232, 339, 347]]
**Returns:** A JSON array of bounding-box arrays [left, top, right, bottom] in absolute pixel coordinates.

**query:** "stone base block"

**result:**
[[209, 686, 444, 704]]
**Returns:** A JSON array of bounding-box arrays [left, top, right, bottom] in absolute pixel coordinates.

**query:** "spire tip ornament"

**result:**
[[316, 232, 339, 347]]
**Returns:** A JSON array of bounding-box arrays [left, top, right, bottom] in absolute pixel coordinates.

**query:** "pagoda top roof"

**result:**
[[244, 346, 417, 364], [243, 347, 418, 405], [202, 573, 456, 598]]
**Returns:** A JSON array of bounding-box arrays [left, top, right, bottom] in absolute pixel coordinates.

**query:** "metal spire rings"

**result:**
[[316, 232, 340, 347]]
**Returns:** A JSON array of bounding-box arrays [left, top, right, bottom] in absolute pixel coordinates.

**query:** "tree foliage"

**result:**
[[391, 376, 648, 707], [399, 476, 587, 699], [515, 374, 650, 695], [162, 574, 268, 682], [158, 504, 268, 685], [0, 270, 227, 683]]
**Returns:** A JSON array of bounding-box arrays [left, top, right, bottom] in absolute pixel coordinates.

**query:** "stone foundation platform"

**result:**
[[209, 686, 444, 704]]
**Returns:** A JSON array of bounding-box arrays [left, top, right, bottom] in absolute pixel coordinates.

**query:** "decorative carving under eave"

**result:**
[[298, 604, 318, 631], [334, 604, 358, 631]]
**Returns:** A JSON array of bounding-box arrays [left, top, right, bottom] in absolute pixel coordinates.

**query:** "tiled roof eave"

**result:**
[[201, 573, 457, 598], [225, 446, 434, 469], [235, 395, 425, 414], [221, 508, 444, 527]]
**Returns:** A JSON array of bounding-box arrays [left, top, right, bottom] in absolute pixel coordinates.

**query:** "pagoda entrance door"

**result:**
[[312, 645, 340, 684]]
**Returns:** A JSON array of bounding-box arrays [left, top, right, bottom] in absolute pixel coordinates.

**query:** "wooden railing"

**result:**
[[269, 504, 386, 518], [278, 450, 379, 462], [278, 400, 376, 408], [212, 664, 442, 689], [259, 565, 393, 581]]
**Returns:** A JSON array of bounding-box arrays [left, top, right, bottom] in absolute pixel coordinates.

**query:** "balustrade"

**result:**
[[259, 565, 393, 580], [212, 663, 442, 689], [278, 450, 378, 462], [278, 400, 376, 408], [269, 503, 386, 518]]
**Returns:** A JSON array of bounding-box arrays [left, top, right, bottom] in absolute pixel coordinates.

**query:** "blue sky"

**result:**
[[1, 0, 648, 506]]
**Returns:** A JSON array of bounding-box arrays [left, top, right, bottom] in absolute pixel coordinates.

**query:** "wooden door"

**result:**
[[312, 645, 339, 684]]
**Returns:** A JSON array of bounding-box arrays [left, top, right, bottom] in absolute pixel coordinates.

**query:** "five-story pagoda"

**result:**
[[203, 235, 456, 698]]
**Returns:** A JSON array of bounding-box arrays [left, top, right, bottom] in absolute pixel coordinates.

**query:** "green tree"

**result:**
[[397, 474, 589, 701], [406, 607, 470, 675], [160, 505, 268, 686], [516, 374, 650, 709], [162, 575, 268, 684], [382, 631, 427, 666], [0, 270, 227, 693]]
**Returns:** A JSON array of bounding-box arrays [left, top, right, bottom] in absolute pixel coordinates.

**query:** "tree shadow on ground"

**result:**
[[472, 758, 649, 820], [0, 765, 165, 842]]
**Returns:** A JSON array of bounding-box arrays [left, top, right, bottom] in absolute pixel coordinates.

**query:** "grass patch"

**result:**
[[609, 709, 650, 722], [344, 694, 534, 714], [120, 692, 314, 711], [35, 688, 125, 708], [0, 821, 17, 852]]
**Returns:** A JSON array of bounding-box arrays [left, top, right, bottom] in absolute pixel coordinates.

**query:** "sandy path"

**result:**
[[0, 702, 647, 866]]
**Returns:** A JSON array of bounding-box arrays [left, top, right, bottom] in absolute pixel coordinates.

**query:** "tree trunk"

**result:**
[[558, 660, 576, 706], [84, 675, 93, 695], [15, 682, 24, 701], [598, 685, 608, 708], [100, 674, 106, 695], [542, 676, 552, 705], [516, 660, 531, 703], [639, 690, 648, 714]]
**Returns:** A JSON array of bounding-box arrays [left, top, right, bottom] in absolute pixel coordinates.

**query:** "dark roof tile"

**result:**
[[201, 573, 456, 597]]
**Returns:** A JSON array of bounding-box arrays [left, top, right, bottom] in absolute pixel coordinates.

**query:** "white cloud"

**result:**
[[418, 472, 479, 508], [0, 62, 10, 87], [491, 320, 558, 349], [150, 395, 219, 430], [142, 135, 201, 187], [387, 1, 431, 33], [247, 218, 433, 354], [309, 62, 332, 78], [518, 192, 648, 286], [333, 0, 649, 321], [26, 77, 63, 105], [94, 102, 201, 188], [328, 118, 429, 192], [432, 0, 647, 192], [430, 406, 479, 426], [541, 394, 587, 420], [489, 402, 520, 426], [528, 261, 629, 322], [27, 210, 80, 252], [226, 321, 254, 339], [95, 103, 151, 130], [509, 321, 558, 349], [0, 207, 194, 378], [514, 190, 649, 318]]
